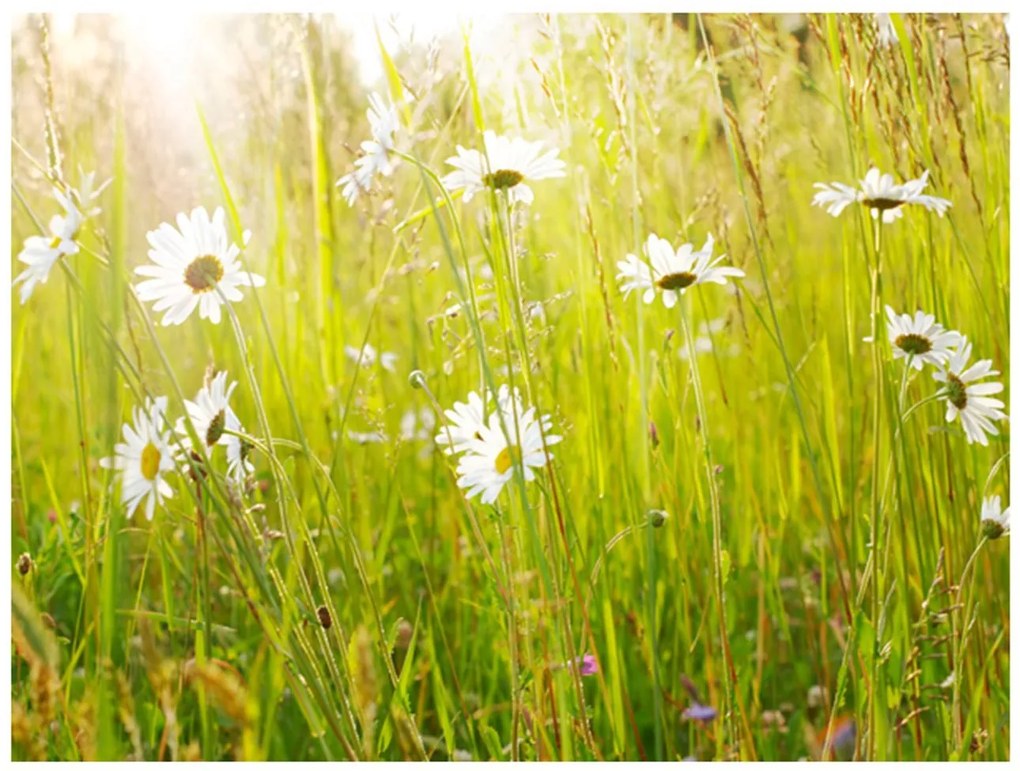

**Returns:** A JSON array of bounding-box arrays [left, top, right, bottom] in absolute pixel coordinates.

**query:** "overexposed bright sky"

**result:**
[[345, 12, 504, 85], [50, 11, 504, 89]]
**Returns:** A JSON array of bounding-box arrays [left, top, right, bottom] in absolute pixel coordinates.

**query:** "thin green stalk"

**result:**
[[866, 217, 886, 760], [950, 534, 988, 751], [678, 298, 740, 756]]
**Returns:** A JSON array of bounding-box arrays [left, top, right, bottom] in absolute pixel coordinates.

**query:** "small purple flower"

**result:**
[[830, 718, 856, 760], [682, 702, 717, 723], [575, 653, 598, 676]]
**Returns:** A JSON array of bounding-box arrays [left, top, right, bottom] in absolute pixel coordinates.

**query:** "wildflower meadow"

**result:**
[[8, 12, 1011, 761]]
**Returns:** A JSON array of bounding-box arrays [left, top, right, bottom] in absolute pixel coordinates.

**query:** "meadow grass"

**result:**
[[9, 12, 1010, 761]]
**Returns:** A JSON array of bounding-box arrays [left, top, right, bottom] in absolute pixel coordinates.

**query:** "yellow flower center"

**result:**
[[946, 374, 967, 410], [982, 518, 1006, 540], [861, 197, 905, 211], [894, 333, 933, 356], [483, 169, 525, 190], [184, 254, 225, 293], [656, 272, 697, 291], [495, 444, 521, 474], [206, 409, 226, 446], [140, 442, 162, 481]]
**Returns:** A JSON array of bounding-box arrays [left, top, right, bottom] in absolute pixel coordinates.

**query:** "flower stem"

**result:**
[[866, 217, 886, 759], [949, 534, 988, 751], [678, 297, 737, 755]]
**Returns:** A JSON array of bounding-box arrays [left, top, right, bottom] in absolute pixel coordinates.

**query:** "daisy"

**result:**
[[442, 130, 566, 206], [71, 166, 112, 217], [435, 390, 488, 455], [812, 167, 951, 223], [875, 14, 898, 47], [99, 396, 176, 520], [980, 495, 1010, 540], [677, 318, 740, 360], [932, 336, 1008, 446], [176, 371, 253, 483], [883, 306, 961, 370], [400, 408, 436, 442], [434, 385, 521, 455], [338, 92, 399, 205], [344, 343, 397, 373], [454, 393, 561, 504], [616, 233, 744, 309], [134, 206, 265, 326], [13, 187, 84, 304], [347, 430, 389, 445]]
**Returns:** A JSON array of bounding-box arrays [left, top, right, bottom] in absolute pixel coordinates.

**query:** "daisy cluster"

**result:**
[[808, 162, 1006, 530], [337, 99, 566, 208], [100, 371, 254, 520], [809, 162, 1008, 532], [882, 306, 1008, 446]]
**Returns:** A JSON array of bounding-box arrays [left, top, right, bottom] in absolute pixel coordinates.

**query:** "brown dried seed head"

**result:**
[[317, 605, 332, 630], [189, 661, 250, 725]]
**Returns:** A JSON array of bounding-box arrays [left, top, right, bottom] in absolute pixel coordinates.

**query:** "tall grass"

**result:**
[[10, 12, 1010, 760]]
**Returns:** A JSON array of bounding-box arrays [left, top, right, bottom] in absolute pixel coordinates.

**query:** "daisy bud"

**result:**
[[648, 509, 669, 528], [17, 552, 33, 575], [408, 370, 427, 390], [186, 450, 208, 483]]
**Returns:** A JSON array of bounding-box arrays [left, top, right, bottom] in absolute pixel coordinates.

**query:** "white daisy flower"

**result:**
[[176, 371, 253, 483], [616, 233, 745, 309], [338, 93, 400, 205], [13, 187, 84, 304], [347, 430, 389, 445], [875, 14, 899, 47], [434, 385, 521, 455], [884, 305, 961, 370], [435, 390, 488, 455], [71, 166, 112, 217], [134, 206, 265, 326], [980, 495, 1010, 539], [344, 343, 397, 373], [932, 336, 1008, 446], [454, 392, 561, 504], [442, 130, 566, 206], [677, 320, 739, 360], [812, 167, 952, 223], [99, 396, 176, 520], [400, 408, 436, 442]]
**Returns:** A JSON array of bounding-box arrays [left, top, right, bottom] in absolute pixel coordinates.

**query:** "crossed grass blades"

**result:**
[[11, 12, 1009, 761]]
